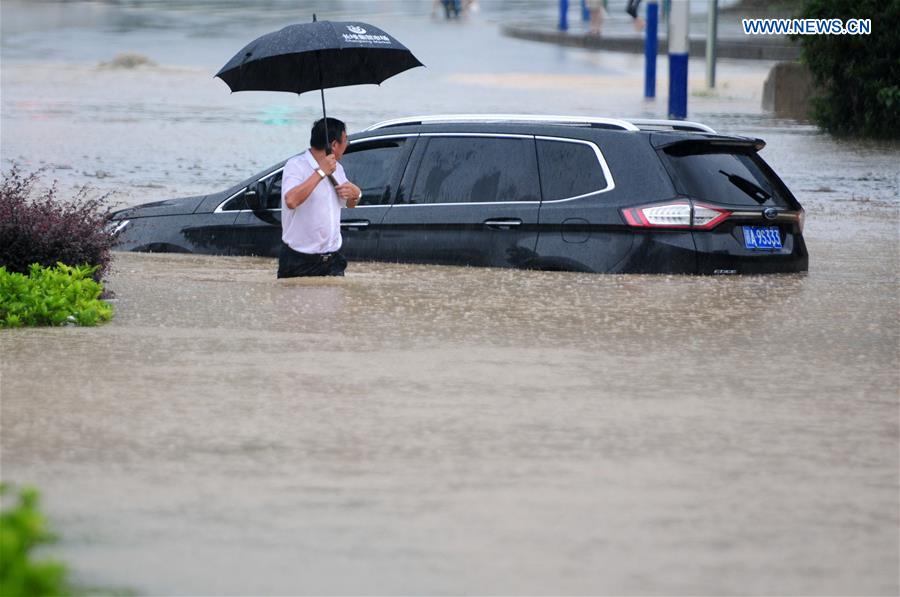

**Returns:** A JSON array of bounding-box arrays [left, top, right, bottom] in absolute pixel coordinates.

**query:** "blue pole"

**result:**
[[559, 0, 569, 31], [645, 1, 658, 99], [581, 0, 590, 22], [668, 0, 689, 119]]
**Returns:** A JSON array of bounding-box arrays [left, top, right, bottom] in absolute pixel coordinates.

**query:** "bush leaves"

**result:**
[[0, 483, 70, 597], [797, 0, 900, 138], [0, 264, 113, 328]]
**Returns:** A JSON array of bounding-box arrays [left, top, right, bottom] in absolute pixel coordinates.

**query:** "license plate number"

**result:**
[[743, 226, 782, 250]]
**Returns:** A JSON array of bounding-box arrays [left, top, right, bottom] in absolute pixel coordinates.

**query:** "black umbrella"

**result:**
[[216, 16, 423, 156]]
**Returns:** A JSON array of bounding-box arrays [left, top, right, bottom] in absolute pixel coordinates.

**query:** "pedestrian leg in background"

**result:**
[[587, 0, 606, 35], [441, 0, 460, 19]]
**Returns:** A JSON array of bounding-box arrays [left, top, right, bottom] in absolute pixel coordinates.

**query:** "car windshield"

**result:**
[[664, 147, 789, 208]]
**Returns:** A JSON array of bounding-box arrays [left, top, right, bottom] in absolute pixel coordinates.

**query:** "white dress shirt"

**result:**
[[280, 150, 348, 254]]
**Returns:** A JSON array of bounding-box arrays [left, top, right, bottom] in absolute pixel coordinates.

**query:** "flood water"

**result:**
[[1, 1, 899, 595]]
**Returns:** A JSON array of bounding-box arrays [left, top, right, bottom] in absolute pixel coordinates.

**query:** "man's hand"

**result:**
[[336, 182, 362, 208], [317, 154, 338, 176]]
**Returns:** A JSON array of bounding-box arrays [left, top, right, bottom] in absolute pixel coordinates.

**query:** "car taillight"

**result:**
[[692, 204, 732, 229], [621, 202, 731, 230]]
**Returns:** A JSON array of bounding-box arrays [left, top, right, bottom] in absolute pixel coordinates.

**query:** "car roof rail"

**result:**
[[363, 114, 641, 132], [624, 118, 717, 133]]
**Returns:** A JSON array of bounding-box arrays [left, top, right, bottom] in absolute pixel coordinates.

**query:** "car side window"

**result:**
[[341, 138, 408, 205], [536, 139, 608, 201], [221, 189, 256, 211], [407, 137, 540, 204], [220, 190, 249, 211]]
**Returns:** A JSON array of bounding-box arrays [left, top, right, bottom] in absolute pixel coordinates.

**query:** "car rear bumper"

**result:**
[[695, 233, 808, 274], [610, 229, 808, 275]]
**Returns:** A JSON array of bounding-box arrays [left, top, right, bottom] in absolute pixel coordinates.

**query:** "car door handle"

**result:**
[[341, 220, 370, 230], [484, 218, 522, 230]]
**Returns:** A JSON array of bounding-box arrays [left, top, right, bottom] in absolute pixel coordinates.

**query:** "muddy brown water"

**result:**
[[2, 0, 899, 594], [2, 212, 898, 594]]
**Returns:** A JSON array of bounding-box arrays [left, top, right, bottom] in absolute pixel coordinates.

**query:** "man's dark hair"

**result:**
[[310, 117, 347, 150]]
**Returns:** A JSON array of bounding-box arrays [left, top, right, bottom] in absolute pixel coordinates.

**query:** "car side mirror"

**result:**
[[247, 180, 267, 210]]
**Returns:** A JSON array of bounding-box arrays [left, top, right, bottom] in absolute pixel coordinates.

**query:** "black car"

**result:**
[[110, 115, 807, 274]]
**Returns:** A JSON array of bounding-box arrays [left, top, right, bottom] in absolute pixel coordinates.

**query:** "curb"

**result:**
[[502, 25, 801, 61]]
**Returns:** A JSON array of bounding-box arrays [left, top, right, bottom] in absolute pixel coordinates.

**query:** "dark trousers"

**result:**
[[277, 242, 347, 278]]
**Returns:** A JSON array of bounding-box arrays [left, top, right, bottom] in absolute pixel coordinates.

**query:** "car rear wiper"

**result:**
[[718, 170, 772, 204]]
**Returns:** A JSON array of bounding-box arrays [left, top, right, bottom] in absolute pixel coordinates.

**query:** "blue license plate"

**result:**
[[743, 226, 782, 250]]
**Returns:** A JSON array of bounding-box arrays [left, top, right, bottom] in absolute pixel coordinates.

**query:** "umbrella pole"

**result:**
[[314, 47, 339, 188], [320, 87, 330, 154], [315, 47, 332, 156], [317, 88, 338, 188]]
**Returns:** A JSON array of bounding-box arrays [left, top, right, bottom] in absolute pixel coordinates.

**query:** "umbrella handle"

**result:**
[[322, 137, 339, 188]]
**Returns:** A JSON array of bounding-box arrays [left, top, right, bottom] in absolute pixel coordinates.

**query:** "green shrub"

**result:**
[[797, 0, 900, 138], [0, 263, 113, 328], [0, 484, 70, 597], [0, 165, 116, 281]]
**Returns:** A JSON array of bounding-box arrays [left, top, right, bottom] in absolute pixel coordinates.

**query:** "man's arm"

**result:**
[[284, 171, 326, 209], [283, 154, 337, 209]]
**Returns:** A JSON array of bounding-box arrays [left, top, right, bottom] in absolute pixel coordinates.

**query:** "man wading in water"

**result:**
[[278, 117, 362, 278]]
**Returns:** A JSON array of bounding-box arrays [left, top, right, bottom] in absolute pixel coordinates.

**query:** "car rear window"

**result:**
[[408, 136, 540, 204], [536, 139, 608, 201], [664, 147, 789, 208]]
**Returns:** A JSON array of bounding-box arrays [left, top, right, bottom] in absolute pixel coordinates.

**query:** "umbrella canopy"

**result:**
[[215, 20, 424, 94]]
